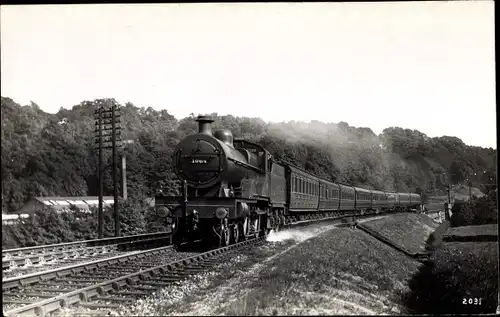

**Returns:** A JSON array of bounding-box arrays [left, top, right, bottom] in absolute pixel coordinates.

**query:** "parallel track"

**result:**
[[2, 232, 172, 276], [3, 238, 263, 317], [3, 210, 409, 317]]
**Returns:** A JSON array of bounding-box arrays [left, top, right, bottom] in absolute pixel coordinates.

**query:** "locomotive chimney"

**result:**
[[195, 115, 214, 135]]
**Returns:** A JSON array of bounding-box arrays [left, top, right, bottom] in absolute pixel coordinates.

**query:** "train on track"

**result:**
[[155, 115, 422, 248]]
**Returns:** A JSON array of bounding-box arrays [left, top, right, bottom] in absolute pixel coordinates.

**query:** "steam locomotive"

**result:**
[[155, 115, 422, 248]]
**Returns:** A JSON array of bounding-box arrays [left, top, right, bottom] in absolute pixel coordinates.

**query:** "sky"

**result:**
[[0, 2, 496, 148]]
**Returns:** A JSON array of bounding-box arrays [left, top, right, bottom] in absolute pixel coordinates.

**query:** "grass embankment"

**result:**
[[442, 224, 498, 242], [123, 225, 423, 316], [360, 212, 439, 254]]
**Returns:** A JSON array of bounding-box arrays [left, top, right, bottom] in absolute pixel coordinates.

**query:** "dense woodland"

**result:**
[[1, 96, 497, 213], [1, 96, 497, 247]]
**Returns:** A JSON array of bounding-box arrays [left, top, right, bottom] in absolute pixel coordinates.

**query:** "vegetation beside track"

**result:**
[[360, 212, 439, 254], [117, 223, 423, 316], [442, 224, 497, 242], [2, 200, 169, 249], [403, 240, 498, 314]]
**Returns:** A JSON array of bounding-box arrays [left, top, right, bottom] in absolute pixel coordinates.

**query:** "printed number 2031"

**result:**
[[463, 298, 482, 305]]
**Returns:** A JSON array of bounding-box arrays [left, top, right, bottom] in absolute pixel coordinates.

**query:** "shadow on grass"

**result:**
[[403, 221, 498, 314]]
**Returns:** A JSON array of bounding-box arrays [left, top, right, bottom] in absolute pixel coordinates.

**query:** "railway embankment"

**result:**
[[111, 213, 437, 315], [67, 212, 497, 316], [356, 212, 440, 255]]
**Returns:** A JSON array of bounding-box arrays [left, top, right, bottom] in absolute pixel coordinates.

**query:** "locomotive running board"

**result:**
[[155, 196, 184, 205]]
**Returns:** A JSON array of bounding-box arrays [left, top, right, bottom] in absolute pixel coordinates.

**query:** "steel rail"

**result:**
[[2, 234, 171, 271], [3, 238, 264, 317], [2, 231, 172, 258]]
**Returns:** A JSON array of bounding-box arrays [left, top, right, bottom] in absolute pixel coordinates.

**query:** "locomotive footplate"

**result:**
[[164, 198, 256, 220]]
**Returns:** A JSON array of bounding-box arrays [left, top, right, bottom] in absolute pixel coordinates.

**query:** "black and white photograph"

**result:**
[[1, 2, 497, 316]]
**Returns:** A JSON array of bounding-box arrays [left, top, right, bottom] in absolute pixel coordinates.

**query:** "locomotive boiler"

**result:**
[[156, 116, 278, 248]]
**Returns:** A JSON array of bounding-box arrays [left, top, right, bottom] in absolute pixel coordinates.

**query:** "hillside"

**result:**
[[1, 96, 497, 213]]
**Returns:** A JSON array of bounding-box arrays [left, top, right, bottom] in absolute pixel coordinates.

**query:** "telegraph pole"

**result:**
[[111, 104, 122, 237], [94, 107, 105, 239], [94, 100, 122, 238]]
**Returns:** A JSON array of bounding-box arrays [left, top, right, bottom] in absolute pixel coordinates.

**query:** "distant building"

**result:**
[[2, 213, 30, 225], [15, 196, 115, 215]]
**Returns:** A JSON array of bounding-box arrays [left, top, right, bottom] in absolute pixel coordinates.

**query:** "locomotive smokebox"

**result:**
[[196, 115, 214, 135]]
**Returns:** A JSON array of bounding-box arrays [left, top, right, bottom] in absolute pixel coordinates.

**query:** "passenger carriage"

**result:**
[[339, 184, 355, 210], [371, 190, 388, 212], [354, 187, 372, 212], [319, 180, 340, 211]]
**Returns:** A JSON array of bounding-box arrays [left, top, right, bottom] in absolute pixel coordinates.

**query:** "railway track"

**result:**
[[2, 232, 172, 278], [2, 210, 406, 317], [2, 237, 264, 317]]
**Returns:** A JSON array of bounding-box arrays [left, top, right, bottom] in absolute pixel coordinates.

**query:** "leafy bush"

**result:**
[[450, 191, 498, 227], [404, 241, 498, 314]]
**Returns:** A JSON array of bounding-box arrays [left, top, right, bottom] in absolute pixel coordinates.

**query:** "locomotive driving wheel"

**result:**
[[259, 215, 270, 237], [240, 216, 250, 240], [219, 220, 230, 247], [232, 223, 240, 244]]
